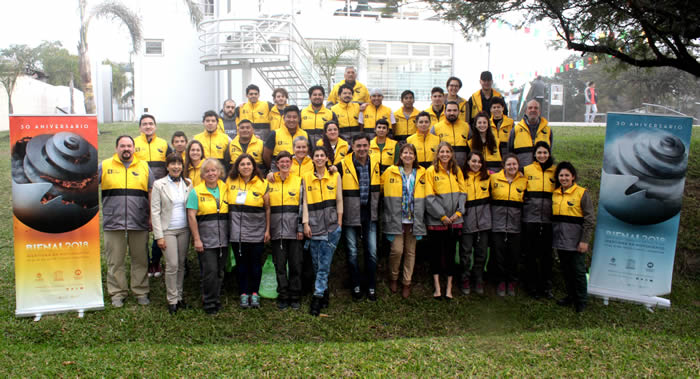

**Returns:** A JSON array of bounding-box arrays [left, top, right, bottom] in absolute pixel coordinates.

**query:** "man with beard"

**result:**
[[301, 85, 336, 146], [269, 88, 289, 131], [432, 101, 469, 167], [218, 99, 237, 138], [507, 99, 553, 167], [99, 135, 154, 307], [359, 88, 395, 139], [327, 66, 370, 106]]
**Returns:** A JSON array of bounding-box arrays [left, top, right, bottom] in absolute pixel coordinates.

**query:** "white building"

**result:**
[[131, 0, 499, 121]]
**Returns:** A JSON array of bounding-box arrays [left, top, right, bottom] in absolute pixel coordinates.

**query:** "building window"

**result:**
[[204, 0, 214, 17], [366, 41, 452, 101], [144, 40, 163, 56]]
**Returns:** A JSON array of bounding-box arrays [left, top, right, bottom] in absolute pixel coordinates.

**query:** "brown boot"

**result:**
[[402, 283, 411, 299], [389, 280, 398, 293]]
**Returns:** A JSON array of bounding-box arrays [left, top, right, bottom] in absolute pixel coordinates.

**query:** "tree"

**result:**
[[35, 41, 82, 91], [0, 45, 39, 114], [102, 59, 132, 103], [426, 0, 700, 77], [77, 0, 203, 114], [306, 38, 363, 94]]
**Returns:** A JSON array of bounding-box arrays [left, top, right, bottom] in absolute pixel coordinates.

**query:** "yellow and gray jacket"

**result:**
[[489, 170, 527, 233], [233, 101, 274, 141], [507, 117, 552, 167], [369, 137, 398, 173], [194, 129, 230, 162], [317, 137, 349, 165], [424, 164, 466, 226], [301, 105, 336, 146], [269, 104, 287, 131], [339, 153, 381, 226], [101, 154, 151, 231], [303, 170, 340, 236], [424, 105, 446, 126], [463, 170, 492, 233], [331, 101, 361, 141], [393, 107, 419, 141], [523, 162, 556, 223], [327, 80, 370, 105], [192, 180, 229, 249], [432, 118, 470, 167], [270, 127, 309, 158], [491, 115, 514, 157], [134, 133, 170, 179], [552, 183, 595, 251], [469, 89, 503, 121], [268, 172, 303, 240], [225, 175, 268, 243], [467, 133, 502, 172], [227, 134, 264, 166], [380, 166, 427, 236], [361, 104, 394, 134], [292, 155, 314, 178], [406, 132, 441, 169]]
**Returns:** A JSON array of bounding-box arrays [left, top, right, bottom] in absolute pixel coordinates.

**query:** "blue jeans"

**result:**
[[308, 227, 342, 297], [345, 222, 378, 291]]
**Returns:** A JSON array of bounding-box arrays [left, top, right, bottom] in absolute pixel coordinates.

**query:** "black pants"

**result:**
[[150, 239, 162, 265], [232, 242, 264, 295], [197, 247, 228, 311], [523, 223, 553, 293], [271, 239, 303, 302], [460, 230, 489, 283], [558, 249, 588, 306], [429, 229, 459, 277], [491, 232, 521, 283]]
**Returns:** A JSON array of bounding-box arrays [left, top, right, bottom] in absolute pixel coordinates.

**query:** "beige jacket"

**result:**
[[151, 176, 192, 240]]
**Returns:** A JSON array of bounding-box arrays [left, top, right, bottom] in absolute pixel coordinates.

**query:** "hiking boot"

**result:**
[[111, 297, 124, 308], [461, 279, 471, 295], [367, 288, 377, 302], [277, 299, 289, 310], [351, 286, 363, 302], [497, 282, 506, 297], [290, 301, 301, 310], [250, 293, 261, 308], [239, 294, 250, 309], [137, 296, 150, 306], [507, 283, 516, 297], [309, 296, 322, 316]]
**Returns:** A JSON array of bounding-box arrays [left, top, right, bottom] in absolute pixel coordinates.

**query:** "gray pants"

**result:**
[[271, 239, 303, 302], [197, 246, 228, 311], [162, 228, 190, 305], [104, 230, 149, 301]]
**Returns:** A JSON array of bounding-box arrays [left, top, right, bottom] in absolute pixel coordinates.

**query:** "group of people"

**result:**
[[101, 67, 595, 317]]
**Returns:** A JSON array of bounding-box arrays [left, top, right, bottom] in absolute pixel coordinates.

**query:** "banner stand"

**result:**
[[589, 286, 670, 312]]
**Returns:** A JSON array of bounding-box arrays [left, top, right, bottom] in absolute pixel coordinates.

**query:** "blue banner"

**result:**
[[589, 113, 692, 306]]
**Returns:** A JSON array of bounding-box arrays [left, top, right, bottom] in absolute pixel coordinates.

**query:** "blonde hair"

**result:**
[[199, 158, 225, 180]]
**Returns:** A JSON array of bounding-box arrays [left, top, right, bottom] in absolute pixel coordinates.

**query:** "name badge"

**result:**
[[236, 190, 247, 204]]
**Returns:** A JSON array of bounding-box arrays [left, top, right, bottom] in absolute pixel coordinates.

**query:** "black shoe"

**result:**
[[290, 301, 301, 310], [321, 290, 329, 309], [168, 304, 178, 315], [351, 287, 363, 302], [309, 296, 322, 316], [575, 303, 587, 313], [557, 297, 573, 307], [542, 290, 555, 300], [177, 300, 190, 310], [367, 288, 377, 302], [277, 300, 289, 310]]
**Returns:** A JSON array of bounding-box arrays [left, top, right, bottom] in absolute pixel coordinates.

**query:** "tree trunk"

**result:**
[[69, 74, 75, 114], [7, 97, 13, 114], [78, 0, 96, 114]]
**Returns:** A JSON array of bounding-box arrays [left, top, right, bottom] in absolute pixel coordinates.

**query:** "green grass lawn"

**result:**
[[0, 124, 698, 376]]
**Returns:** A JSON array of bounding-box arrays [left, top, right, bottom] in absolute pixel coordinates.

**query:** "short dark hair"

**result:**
[[238, 119, 253, 128], [502, 153, 521, 168], [375, 119, 390, 128], [283, 105, 300, 117], [308, 85, 325, 97], [431, 87, 444, 95], [445, 101, 460, 109], [115, 135, 134, 147], [165, 152, 184, 168], [554, 161, 578, 189], [352, 133, 370, 145], [171, 131, 187, 144], [272, 87, 288, 99], [416, 111, 431, 123], [339, 84, 354, 97], [490, 96, 506, 109], [202, 110, 218, 121], [446, 76, 462, 89], [276, 150, 293, 162], [246, 84, 260, 94], [139, 114, 156, 125], [400, 90, 415, 100]]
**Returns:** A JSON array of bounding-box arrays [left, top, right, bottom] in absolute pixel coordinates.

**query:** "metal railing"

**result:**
[[625, 103, 698, 121]]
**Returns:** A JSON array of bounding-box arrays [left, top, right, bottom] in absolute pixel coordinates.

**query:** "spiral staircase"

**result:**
[[198, 14, 321, 104]]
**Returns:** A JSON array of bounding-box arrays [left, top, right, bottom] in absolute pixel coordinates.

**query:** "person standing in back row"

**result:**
[[584, 81, 598, 123], [467, 71, 507, 125], [507, 100, 553, 168]]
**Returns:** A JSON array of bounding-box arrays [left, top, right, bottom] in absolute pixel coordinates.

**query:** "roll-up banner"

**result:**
[[589, 112, 693, 309], [10, 115, 104, 318]]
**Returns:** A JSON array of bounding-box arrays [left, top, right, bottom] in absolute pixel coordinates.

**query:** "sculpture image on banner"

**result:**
[[589, 112, 692, 309], [10, 115, 104, 318]]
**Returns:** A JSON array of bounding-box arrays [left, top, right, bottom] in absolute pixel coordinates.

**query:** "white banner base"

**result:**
[[589, 286, 670, 310]]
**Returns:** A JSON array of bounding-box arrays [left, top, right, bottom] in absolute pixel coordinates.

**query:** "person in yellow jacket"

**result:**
[[431, 101, 469, 167], [233, 84, 274, 142], [291, 136, 314, 177], [317, 120, 349, 165], [507, 99, 553, 167], [424, 142, 466, 300], [552, 161, 595, 313], [468, 111, 502, 173], [225, 153, 270, 309], [490, 154, 528, 297], [445, 76, 469, 122], [489, 96, 514, 158], [263, 105, 308, 171], [359, 88, 395, 139], [186, 158, 229, 315], [393, 90, 420, 142], [225, 119, 264, 170], [467, 71, 508, 124], [369, 119, 398, 174], [459, 151, 492, 296], [326, 66, 370, 105], [269, 88, 288, 131], [301, 85, 336, 147], [194, 110, 231, 167], [184, 140, 205, 189], [407, 111, 441, 168], [331, 84, 361, 142], [522, 141, 556, 299], [381, 143, 426, 298], [424, 87, 446, 126]]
